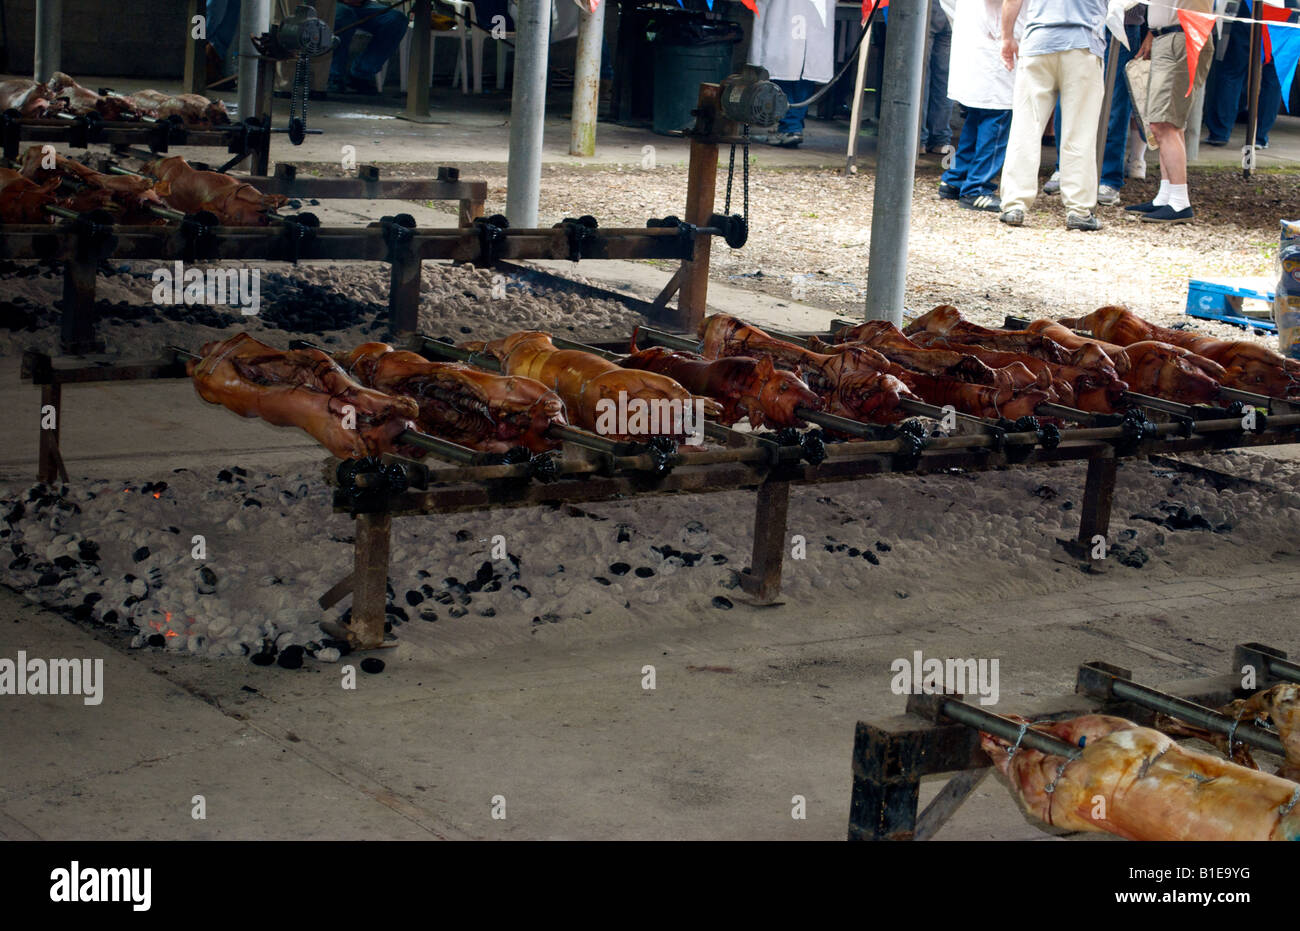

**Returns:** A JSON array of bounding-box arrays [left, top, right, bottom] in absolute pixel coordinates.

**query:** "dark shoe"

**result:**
[[1124, 200, 1161, 213], [1256, 140, 1269, 149], [327, 75, 349, 95], [938, 181, 960, 200], [1140, 204, 1194, 223], [347, 74, 381, 96], [769, 132, 803, 148], [1203, 137, 1228, 147], [1066, 211, 1102, 231], [999, 208, 1024, 227], [959, 193, 1001, 212]]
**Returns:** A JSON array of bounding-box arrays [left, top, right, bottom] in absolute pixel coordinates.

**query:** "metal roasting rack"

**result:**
[[847, 643, 1298, 840]]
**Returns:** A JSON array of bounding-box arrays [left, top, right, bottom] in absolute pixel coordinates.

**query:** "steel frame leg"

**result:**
[[60, 254, 99, 355], [37, 382, 68, 485], [1077, 454, 1118, 558], [389, 254, 422, 335], [848, 725, 920, 841], [351, 512, 392, 650], [739, 479, 789, 603]]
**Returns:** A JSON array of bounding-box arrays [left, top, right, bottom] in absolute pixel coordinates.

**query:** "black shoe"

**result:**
[[938, 181, 960, 200], [1203, 137, 1228, 147], [1124, 200, 1161, 213], [1140, 204, 1194, 223], [347, 74, 381, 96], [959, 193, 1001, 212]]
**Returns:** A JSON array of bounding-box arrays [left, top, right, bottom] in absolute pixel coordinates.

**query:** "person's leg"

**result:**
[[1256, 58, 1282, 145], [999, 53, 1057, 216], [943, 110, 978, 190], [1204, 20, 1249, 143], [349, 6, 409, 78], [775, 79, 811, 136], [330, 3, 361, 81], [1100, 27, 1137, 189], [968, 108, 1013, 196], [1057, 48, 1104, 216], [925, 16, 953, 148]]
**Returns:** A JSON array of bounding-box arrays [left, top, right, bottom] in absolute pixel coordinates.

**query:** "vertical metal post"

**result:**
[[676, 85, 720, 334], [183, 0, 207, 94], [38, 383, 64, 485], [61, 254, 99, 355], [864, 0, 928, 324], [1096, 38, 1120, 173], [34, 0, 62, 83], [570, 0, 607, 156], [237, 0, 272, 124], [844, 22, 873, 175], [351, 512, 392, 650], [389, 253, 422, 335], [407, 0, 434, 120], [1244, 15, 1263, 179], [506, 0, 552, 227], [1077, 454, 1118, 553], [739, 478, 790, 602]]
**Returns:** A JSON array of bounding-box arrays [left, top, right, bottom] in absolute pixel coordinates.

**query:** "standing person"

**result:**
[[996, 0, 1109, 231], [1096, 8, 1145, 204], [1203, 12, 1282, 148], [329, 0, 409, 96], [206, 0, 243, 80], [921, 0, 955, 153], [748, 0, 835, 147], [938, 0, 1022, 211], [1125, 0, 1214, 223]]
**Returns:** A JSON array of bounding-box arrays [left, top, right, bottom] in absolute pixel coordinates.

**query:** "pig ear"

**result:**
[[756, 354, 776, 379]]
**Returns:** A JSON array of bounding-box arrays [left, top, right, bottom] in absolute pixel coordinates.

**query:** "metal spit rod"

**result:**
[[1079, 663, 1286, 756], [937, 697, 1084, 761]]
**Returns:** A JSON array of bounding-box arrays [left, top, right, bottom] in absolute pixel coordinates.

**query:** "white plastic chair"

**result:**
[[398, 0, 483, 93]]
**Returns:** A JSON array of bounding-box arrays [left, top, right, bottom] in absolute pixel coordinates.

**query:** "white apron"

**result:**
[[747, 0, 835, 84]]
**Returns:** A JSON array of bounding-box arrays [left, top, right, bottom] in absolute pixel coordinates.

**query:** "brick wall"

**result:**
[[4, 0, 188, 79]]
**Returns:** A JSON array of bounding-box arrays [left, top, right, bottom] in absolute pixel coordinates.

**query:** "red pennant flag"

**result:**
[[864, 0, 888, 26], [1260, 1, 1293, 62], [1177, 9, 1216, 96], [740, 0, 757, 13]]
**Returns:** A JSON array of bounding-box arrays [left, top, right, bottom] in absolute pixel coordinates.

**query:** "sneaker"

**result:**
[[1140, 204, 1194, 223], [347, 73, 381, 95], [1125, 200, 1161, 213], [1043, 171, 1061, 195], [937, 181, 960, 200], [1097, 184, 1121, 206], [959, 193, 1001, 212], [999, 208, 1025, 227], [748, 132, 769, 143], [1125, 160, 1146, 180], [768, 132, 803, 148], [1256, 140, 1270, 149], [1203, 137, 1229, 147], [1066, 211, 1102, 231]]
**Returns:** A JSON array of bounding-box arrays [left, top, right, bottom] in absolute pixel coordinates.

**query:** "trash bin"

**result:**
[[648, 18, 743, 135]]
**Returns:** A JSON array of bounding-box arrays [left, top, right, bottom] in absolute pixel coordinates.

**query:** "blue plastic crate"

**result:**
[[1185, 278, 1277, 333]]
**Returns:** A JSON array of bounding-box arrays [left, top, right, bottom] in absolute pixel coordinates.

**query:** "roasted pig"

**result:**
[[904, 305, 1074, 365], [1065, 306, 1300, 398], [1157, 684, 1300, 781], [338, 342, 567, 454], [469, 331, 717, 441], [188, 333, 421, 459], [0, 78, 60, 117], [127, 89, 231, 126], [46, 72, 140, 120], [982, 714, 1300, 841], [147, 156, 287, 226], [18, 147, 166, 221], [1118, 340, 1224, 405], [0, 168, 61, 223], [824, 321, 1040, 391], [618, 343, 823, 429]]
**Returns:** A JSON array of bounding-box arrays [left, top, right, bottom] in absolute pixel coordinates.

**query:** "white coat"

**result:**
[[946, 0, 1023, 110], [747, 0, 835, 84]]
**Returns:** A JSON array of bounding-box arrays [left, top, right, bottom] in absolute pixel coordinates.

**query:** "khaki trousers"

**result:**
[[998, 47, 1105, 216]]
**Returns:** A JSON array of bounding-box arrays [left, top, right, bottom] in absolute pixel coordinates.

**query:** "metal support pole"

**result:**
[[569, 0, 607, 156], [351, 512, 392, 650], [506, 0, 552, 227], [183, 0, 207, 94], [1077, 454, 1117, 553], [61, 254, 99, 355], [389, 253, 422, 335], [38, 383, 67, 485], [739, 479, 790, 603], [34, 0, 62, 83], [864, 0, 927, 324], [676, 84, 721, 333], [406, 0, 434, 121], [237, 0, 272, 123], [1244, 15, 1263, 179], [1096, 37, 1120, 173]]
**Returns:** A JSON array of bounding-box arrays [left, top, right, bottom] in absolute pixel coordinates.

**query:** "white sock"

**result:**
[[1153, 180, 1171, 206], [1167, 183, 1190, 212]]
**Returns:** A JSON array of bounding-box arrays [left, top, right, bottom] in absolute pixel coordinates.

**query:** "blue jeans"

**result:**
[[920, 0, 953, 148], [1204, 18, 1282, 145], [943, 107, 1012, 198], [331, 2, 409, 81], [1100, 24, 1142, 188], [775, 79, 816, 134], [206, 0, 242, 65]]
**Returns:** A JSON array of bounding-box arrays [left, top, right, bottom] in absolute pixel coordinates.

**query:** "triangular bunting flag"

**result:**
[[863, 0, 888, 26], [740, 0, 757, 13], [1263, 8, 1300, 111], [1177, 9, 1216, 96]]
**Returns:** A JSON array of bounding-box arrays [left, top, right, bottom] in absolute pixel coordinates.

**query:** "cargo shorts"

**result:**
[[1147, 29, 1214, 128]]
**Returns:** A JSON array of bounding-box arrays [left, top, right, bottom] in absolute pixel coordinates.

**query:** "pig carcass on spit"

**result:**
[[18, 147, 166, 221], [45, 72, 140, 120], [0, 168, 65, 223], [337, 342, 567, 454], [127, 89, 231, 126], [1157, 684, 1300, 782], [147, 156, 287, 226], [0, 78, 60, 117], [188, 333, 421, 459], [981, 714, 1300, 841]]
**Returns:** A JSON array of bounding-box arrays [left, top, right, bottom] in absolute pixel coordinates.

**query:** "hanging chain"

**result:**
[[724, 140, 736, 216], [289, 51, 310, 140], [723, 126, 751, 223], [742, 124, 749, 223]]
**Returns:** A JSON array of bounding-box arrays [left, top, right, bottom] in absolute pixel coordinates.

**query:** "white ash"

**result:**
[[1, 448, 1297, 663]]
